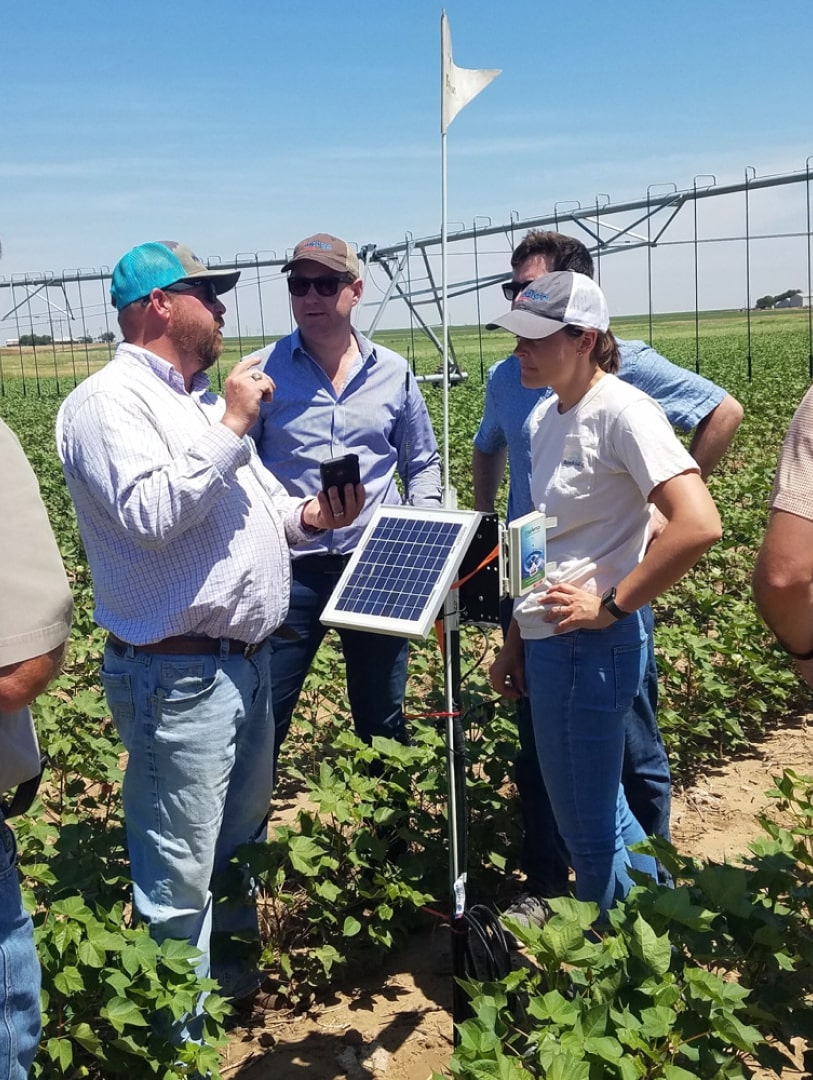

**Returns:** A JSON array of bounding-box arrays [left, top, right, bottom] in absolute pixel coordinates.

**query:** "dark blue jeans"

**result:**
[[270, 560, 410, 769], [509, 602, 671, 895]]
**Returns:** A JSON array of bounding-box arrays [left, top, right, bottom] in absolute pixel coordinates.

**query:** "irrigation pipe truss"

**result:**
[[2, 161, 812, 388]]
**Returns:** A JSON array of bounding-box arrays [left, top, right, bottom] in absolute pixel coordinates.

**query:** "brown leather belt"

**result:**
[[106, 633, 265, 659]]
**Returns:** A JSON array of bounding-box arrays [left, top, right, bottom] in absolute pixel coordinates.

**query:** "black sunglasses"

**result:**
[[287, 275, 353, 298], [163, 279, 220, 305], [501, 279, 533, 302]]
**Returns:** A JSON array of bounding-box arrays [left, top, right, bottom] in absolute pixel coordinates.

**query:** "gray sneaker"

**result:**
[[499, 892, 552, 949]]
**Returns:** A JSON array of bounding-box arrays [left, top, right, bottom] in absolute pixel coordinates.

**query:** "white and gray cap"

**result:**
[[486, 270, 610, 339]]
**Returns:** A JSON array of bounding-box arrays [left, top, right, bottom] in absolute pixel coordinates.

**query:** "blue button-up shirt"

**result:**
[[249, 329, 442, 556]]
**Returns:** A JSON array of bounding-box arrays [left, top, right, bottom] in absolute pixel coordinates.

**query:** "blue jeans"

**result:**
[[511, 603, 671, 894], [270, 562, 409, 767], [100, 640, 275, 1012], [524, 615, 657, 915], [0, 815, 40, 1078], [621, 605, 671, 841]]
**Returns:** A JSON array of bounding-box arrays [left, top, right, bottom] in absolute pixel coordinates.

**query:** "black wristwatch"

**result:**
[[601, 587, 631, 620]]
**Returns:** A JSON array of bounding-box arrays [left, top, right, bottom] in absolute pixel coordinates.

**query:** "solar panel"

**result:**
[[320, 506, 482, 639]]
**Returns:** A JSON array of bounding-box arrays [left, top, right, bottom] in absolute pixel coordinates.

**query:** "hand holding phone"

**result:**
[[320, 453, 361, 509]]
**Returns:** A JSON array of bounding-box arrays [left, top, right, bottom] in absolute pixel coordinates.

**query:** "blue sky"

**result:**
[[2, 0, 812, 334]]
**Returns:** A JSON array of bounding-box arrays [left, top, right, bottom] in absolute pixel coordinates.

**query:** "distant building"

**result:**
[[775, 295, 804, 309]]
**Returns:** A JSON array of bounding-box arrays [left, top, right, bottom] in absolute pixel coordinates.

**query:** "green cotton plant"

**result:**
[[438, 770, 813, 1080], [30, 894, 229, 1078], [243, 673, 522, 1007], [239, 728, 445, 1006], [276, 634, 350, 783], [440, 895, 764, 1079]]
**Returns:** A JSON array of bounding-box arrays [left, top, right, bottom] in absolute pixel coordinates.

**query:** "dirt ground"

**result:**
[[220, 715, 812, 1080]]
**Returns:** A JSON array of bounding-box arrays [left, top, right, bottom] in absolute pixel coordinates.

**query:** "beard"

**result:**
[[169, 300, 223, 370]]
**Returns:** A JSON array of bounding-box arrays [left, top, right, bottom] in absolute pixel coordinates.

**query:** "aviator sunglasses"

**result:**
[[287, 274, 354, 298]]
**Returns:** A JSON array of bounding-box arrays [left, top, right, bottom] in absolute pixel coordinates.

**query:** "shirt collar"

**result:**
[[117, 342, 211, 397], [290, 327, 375, 366]]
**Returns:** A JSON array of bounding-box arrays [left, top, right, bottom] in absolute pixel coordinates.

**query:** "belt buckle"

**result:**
[[243, 641, 261, 659]]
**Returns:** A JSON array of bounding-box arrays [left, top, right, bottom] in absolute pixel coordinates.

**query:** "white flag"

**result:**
[[441, 11, 500, 134]]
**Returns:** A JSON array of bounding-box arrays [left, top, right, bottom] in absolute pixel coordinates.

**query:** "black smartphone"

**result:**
[[319, 453, 360, 509]]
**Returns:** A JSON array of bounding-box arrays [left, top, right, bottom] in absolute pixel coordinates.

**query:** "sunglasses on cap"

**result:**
[[501, 279, 533, 302], [287, 275, 354, 298]]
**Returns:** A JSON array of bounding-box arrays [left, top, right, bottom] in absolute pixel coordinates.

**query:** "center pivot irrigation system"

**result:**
[[2, 161, 813, 396]]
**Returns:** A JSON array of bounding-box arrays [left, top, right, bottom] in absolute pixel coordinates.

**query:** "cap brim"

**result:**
[[180, 269, 241, 295], [486, 309, 566, 339]]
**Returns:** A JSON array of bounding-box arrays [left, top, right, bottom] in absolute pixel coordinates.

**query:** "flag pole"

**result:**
[[440, 8, 464, 984], [441, 117, 468, 1032], [439, 8, 501, 1035]]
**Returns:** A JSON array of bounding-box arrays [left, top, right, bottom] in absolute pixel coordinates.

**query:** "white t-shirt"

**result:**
[[514, 373, 699, 639]]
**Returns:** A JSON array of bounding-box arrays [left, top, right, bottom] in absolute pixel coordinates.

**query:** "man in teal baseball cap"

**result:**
[[57, 239, 363, 1047], [110, 239, 240, 311]]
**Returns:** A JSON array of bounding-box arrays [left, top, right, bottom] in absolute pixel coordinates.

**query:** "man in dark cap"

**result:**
[[57, 240, 362, 1027]]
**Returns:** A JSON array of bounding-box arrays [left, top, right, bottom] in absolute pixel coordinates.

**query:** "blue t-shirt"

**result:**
[[473, 338, 726, 522]]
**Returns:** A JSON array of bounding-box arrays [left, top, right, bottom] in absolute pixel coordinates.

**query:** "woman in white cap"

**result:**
[[488, 271, 721, 917]]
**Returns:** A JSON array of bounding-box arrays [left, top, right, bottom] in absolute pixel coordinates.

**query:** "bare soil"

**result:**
[[221, 715, 812, 1080]]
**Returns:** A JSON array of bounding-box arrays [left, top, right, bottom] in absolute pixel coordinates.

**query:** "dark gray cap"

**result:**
[[486, 271, 610, 339]]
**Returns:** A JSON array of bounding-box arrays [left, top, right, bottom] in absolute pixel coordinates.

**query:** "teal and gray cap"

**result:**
[[110, 241, 241, 310], [487, 271, 610, 339]]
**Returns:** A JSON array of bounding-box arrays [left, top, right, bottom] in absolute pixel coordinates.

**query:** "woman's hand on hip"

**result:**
[[537, 583, 614, 633]]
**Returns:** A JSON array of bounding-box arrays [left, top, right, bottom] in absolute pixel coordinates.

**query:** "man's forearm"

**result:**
[[753, 510, 813, 655], [0, 642, 67, 712], [688, 394, 744, 479], [472, 446, 507, 512]]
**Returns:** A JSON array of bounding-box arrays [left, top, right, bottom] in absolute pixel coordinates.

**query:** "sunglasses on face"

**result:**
[[501, 279, 534, 302], [163, 279, 220, 305], [287, 275, 353, 298]]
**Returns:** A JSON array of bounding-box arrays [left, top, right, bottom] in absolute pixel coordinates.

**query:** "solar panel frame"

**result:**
[[320, 506, 482, 639]]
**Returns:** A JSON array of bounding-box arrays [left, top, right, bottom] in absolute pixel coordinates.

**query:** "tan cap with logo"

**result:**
[[281, 233, 360, 278]]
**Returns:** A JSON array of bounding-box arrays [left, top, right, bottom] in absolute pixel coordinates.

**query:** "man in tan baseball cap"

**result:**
[[248, 232, 442, 786], [280, 232, 360, 277]]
